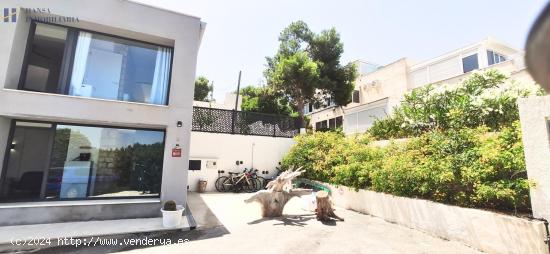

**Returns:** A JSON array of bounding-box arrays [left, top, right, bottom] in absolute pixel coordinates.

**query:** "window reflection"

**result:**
[[47, 125, 164, 199], [0, 121, 165, 202]]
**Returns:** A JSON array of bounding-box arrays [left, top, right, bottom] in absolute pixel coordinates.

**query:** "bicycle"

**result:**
[[247, 168, 266, 191], [215, 169, 256, 193]]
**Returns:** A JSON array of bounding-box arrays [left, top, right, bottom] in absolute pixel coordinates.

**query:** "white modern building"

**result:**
[[307, 37, 535, 134], [0, 0, 205, 226]]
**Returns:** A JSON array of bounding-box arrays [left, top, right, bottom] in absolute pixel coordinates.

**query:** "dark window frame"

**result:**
[[328, 118, 336, 129], [335, 116, 343, 128], [462, 54, 479, 73], [315, 121, 322, 130], [487, 50, 507, 66], [18, 20, 175, 106], [320, 120, 328, 129], [0, 119, 167, 203], [352, 90, 360, 103]]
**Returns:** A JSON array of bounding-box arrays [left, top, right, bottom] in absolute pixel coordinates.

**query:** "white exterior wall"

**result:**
[[309, 59, 409, 130], [409, 38, 521, 90], [309, 106, 344, 128], [0, 0, 205, 206], [518, 96, 550, 220], [343, 98, 391, 135], [187, 132, 295, 192], [357, 58, 410, 104]]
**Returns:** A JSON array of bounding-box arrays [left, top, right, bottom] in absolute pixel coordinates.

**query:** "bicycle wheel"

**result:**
[[256, 176, 266, 190], [243, 179, 256, 193], [215, 176, 228, 192], [253, 178, 262, 191], [222, 177, 235, 192], [233, 180, 243, 193]]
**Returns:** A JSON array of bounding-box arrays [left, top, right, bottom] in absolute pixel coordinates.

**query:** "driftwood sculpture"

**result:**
[[244, 167, 312, 217], [315, 190, 344, 221]]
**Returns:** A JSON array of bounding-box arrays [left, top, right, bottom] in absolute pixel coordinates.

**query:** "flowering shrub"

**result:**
[[282, 70, 540, 213], [369, 70, 542, 139], [282, 122, 531, 213]]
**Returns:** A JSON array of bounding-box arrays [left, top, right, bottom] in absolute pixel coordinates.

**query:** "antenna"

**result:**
[[210, 81, 214, 101]]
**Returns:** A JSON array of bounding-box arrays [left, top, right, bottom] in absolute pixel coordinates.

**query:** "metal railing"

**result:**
[[192, 106, 300, 138]]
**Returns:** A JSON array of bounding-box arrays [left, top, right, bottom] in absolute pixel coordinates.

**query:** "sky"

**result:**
[[135, 0, 548, 102]]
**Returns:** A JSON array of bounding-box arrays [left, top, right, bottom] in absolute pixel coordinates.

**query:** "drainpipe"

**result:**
[[251, 142, 255, 169]]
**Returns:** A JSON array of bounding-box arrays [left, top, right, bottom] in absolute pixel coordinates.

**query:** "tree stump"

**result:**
[[315, 191, 343, 221], [245, 167, 312, 217]]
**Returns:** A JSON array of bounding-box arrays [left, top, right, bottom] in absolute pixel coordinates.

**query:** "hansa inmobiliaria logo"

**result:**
[[2, 7, 79, 23], [3, 8, 16, 22]]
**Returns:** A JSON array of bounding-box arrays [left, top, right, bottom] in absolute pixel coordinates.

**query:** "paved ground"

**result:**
[[117, 192, 483, 254]]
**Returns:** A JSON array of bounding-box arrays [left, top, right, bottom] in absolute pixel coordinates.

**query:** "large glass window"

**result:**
[[462, 54, 479, 73], [20, 22, 172, 105], [21, 23, 68, 93], [0, 121, 165, 202], [69, 32, 172, 105]]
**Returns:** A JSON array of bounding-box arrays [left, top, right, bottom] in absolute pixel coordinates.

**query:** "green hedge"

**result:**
[[282, 123, 531, 213]]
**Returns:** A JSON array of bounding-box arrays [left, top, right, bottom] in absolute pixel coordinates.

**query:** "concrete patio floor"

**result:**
[[118, 192, 483, 254]]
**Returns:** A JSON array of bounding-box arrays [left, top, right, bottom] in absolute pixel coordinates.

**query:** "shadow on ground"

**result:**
[[247, 213, 341, 227]]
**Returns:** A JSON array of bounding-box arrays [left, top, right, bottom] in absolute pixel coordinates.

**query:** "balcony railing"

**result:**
[[192, 106, 300, 138]]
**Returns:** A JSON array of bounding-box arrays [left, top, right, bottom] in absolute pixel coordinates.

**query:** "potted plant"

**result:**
[[161, 200, 185, 228]]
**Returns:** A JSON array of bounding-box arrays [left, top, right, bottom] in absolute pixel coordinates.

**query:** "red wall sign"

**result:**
[[172, 147, 182, 157]]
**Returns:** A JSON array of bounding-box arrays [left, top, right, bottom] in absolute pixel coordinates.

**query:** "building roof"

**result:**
[[410, 37, 520, 71], [125, 0, 202, 20]]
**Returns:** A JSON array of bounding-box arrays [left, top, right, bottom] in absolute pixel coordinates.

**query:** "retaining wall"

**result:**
[[326, 183, 549, 254]]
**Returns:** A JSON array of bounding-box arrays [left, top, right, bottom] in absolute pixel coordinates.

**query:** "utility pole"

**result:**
[[234, 71, 242, 110], [231, 71, 242, 134]]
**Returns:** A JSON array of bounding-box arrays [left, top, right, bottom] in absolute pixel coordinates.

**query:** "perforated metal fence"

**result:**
[[192, 106, 300, 138]]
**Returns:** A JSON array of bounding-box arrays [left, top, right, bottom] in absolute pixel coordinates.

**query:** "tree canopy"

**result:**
[[265, 21, 357, 125], [240, 85, 295, 116], [194, 76, 213, 101]]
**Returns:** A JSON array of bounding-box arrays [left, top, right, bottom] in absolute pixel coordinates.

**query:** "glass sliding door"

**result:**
[[0, 121, 165, 202], [0, 122, 54, 201], [68, 32, 172, 105]]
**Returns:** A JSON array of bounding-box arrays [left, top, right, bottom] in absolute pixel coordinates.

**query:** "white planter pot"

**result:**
[[161, 205, 185, 228], [302, 192, 317, 211]]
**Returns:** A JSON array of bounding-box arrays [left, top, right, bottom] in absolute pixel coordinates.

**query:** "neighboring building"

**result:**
[[193, 92, 242, 110], [0, 1, 205, 226], [308, 37, 535, 134]]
